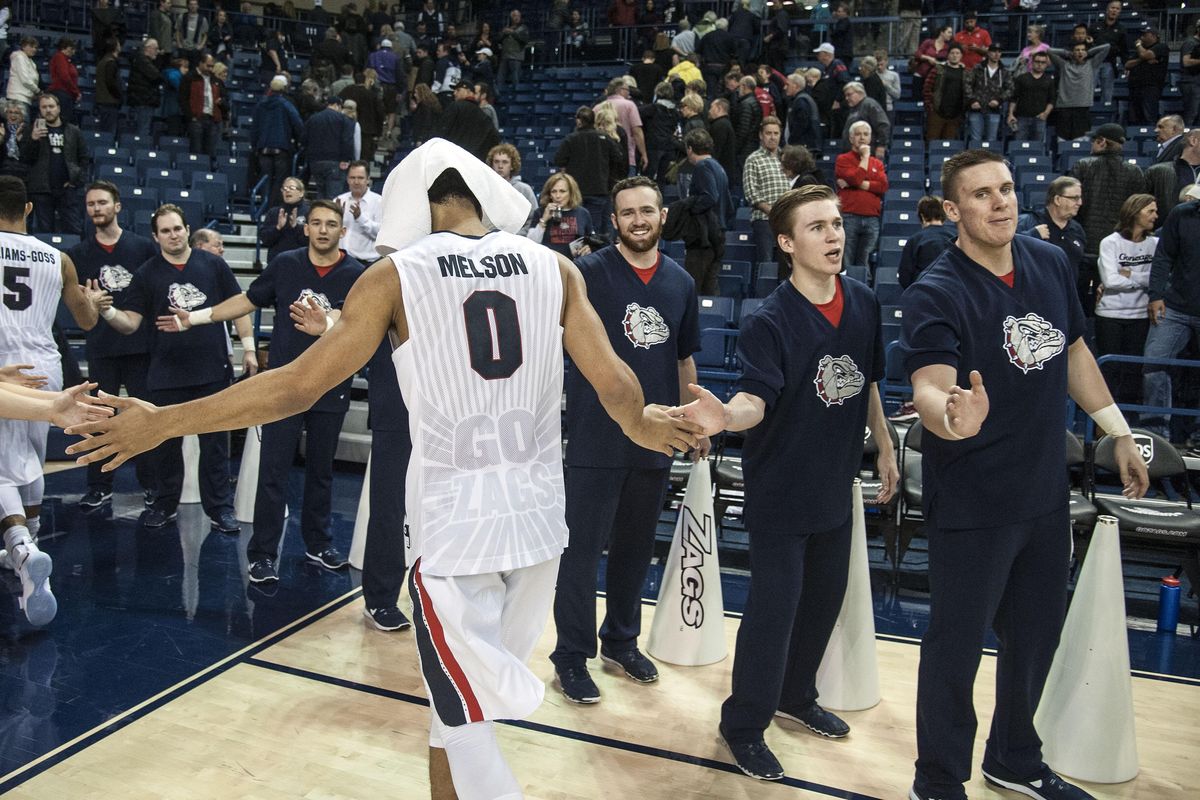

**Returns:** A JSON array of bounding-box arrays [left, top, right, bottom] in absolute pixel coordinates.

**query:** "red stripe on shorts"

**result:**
[[412, 560, 485, 723]]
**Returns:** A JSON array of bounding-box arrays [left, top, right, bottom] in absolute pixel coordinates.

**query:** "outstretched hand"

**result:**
[[290, 296, 329, 336], [672, 383, 728, 437], [945, 370, 989, 439], [51, 383, 114, 429], [156, 307, 192, 332], [0, 363, 49, 389], [64, 392, 164, 471]]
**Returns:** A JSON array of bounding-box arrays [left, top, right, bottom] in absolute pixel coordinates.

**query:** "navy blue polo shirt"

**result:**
[[737, 276, 884, 536], [899, 235, 1086, 530], [119, 249, 243, 391], [69, 232, 159, 359], [245, 247, 365, 413], [565, 245, 701, 469]]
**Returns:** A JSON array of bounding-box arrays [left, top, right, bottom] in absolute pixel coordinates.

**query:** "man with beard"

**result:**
[[551, 176, 707, 704], [69, 181, 158, 512], [157, 201, 365, 583]]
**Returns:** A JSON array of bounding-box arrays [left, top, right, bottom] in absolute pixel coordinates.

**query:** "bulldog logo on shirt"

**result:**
[[167, 282, 208, 310], [296, 288, 332, 312], [813, 354, 865, 407], [622, 303, 670, 349], [98, 264, 133, 291], [1002, 313, 1065, 374]]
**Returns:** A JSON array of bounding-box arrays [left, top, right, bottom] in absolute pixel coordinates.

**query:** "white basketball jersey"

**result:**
[[392, 230, 567, 577], [0, 231, 64, 369]]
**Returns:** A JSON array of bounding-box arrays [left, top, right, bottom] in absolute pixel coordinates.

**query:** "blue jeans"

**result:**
[[581, 195, 611, 240], [842, 213, 880, 269], [1096, 61, 1115, 106], [1141, 307, 1200, 439], [308, 160, 345, 200], [497, 57, 522, 95], [1013, 116, 1046, 144], [966, 111, 1000, 146]]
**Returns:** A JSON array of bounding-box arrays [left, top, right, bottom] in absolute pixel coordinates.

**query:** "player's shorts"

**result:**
[[0, 360, 61, 488], [409, 554, 559, 728]]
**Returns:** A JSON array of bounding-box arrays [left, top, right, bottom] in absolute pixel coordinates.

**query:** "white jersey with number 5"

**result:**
[[0, 231, 63, 371], [392, 230, 567, 577]]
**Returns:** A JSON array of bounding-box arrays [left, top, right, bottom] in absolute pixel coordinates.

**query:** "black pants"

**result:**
[[914, 506, 1070, 797], [31, 189, 83, 236], [1127, 83, 1162, 126], [187, 116, 218, 159], [720, 518, 851, 745], [361, 426, 412, 610], [550, 466, 670, 668], [87, 353, 154, 492], [684, 244, 721, 296], [149, 380, 233, 517], [1094, 315, 1149, 410], [257, 150, 292, 208], [247, 408, 346, 563]]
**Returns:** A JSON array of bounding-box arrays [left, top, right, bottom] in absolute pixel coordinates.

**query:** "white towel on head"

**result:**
[[374, 138, 533, 256]]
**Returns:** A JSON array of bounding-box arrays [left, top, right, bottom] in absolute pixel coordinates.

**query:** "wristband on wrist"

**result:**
[[320, 314, 335, 335], [189, 307, 214, 326], [240, 336, 256, 355], [100, 306, 117, 320], [1090, 403, 1132, 438], [942, 412, 966, 440]]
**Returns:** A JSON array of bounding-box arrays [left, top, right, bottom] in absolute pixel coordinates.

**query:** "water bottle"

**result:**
[[1157, 575, 1181, 633]]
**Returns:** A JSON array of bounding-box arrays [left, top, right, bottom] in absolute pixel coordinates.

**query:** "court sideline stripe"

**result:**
[[0, 587, 365, 794], [244, 657, 882, 800]]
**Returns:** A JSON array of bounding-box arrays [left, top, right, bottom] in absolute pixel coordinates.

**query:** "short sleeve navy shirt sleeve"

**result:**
[[69, 233, 159, 358]]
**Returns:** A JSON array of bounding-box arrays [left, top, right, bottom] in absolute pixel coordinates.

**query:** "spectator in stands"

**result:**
[[1147, 128, 1200, 218], [640, 81, 679, 183], [556, 106, 626, 236], [1126, 29, 1169, 126], [331, 64, 356, 99], [160, 57, 188, 136], [596, 78, 648, 174], [306, 96, 356, 198], [856, 56, 886, 110], [437, 82, 499, 162], [340, 98, 362, 160], [496, 9, 530, 94], [964, 43, 1011, 146], [48, 39, 82, 126], [813, 42, 850, 89], [91, 0, 125, 59], [673, 128, 732, 294], [0, 103, 28, 180], [296, 78, 323, 120], [1143, 187, 1200, 447], [191, 227, 225, 257], [1095, 194, 1158, 411], [339, 3, 369, 70], [334, 160, 381, 262], [176, 0, 209, 65], [95, 38, 123, 137], [631, 51, 667, 99], [1183, 21, 1200, 127], [923, 43, 967, 141], [235, 1, 260, 50], [671, 18, 697, 59], [780, 144, 822, 190], [1089, 0, 1127, 107], [342, 69, 387, 163], [784, 71, 821, 153], [471, 47, 496, 89], [416, 0, 444, 40], [841, 81, 888, 158], [1047, 40, 1109, 142], [727, 0, 757, 63], [212, 9, 235, 64], [563, 10, 590, 61], [259, 176, 310, 264], [668, 52, 702, 86], [473, 81, 498, 131], [469, 21, 494, 59], [706, 97, 737, 181], [6, 37, 41, 126], [314, 28, 350, 74], [0, 0, 8, 55], [913, 24, 952, 103], [761, 4, 791, 73], [899, 195, 956, 288], [1016, 175, 1086, 285], [21, 94, 85, 235], [128, 39, 163, 139], [527, 172, 593, 259], [1007, 51, 1054, 144], [408, 83, 441, 147], [828, 2, 853, 60], [732, 76, 763, 184], [1154, 115, 1186, 165], [835, 120, 888, 268], [412, 44, 435, 93], [261, 28, 288, 85], [252, 75, 305, 206], [369, 39, 399, 131], [698, 17, 739, 98], [487, 143, 537, 223], [1071, 123, 1149, 312], [953, 12, 990, 71], [180, 53, 223, 161], [149, 0, 175, 68], [1013, 24, 1049, 76], [743, 116, 789, 276]]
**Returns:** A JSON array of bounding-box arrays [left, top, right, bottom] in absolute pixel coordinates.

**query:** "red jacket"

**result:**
[[835, 151, 888, 217], [49, 51, 80, 99], [180, 71, 224, 122]]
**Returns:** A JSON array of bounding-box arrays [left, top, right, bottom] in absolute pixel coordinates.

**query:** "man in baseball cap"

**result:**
[[1088, 122, 1127, 144]]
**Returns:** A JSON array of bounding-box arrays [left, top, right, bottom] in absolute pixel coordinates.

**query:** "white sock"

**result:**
[[441, 721, 523, 800], [24, 516, 40, 542], [3, 525, 34, 571]]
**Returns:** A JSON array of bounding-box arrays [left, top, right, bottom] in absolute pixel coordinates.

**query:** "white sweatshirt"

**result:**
[[1096, 232, 1157, 320]]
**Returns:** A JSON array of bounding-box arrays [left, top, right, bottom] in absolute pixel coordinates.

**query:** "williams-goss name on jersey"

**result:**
[[438, 252, 530, 279]]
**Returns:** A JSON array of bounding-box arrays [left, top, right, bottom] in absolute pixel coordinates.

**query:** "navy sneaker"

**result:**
[[248, 558, 278, 584], [982, 766, 1095, 800], [141, 508, 177, 529], [555, 665, 601, 704], [364, 605, 411, 631], [79, 489, 112, 511], [719, 724, 784, 781], [599, 647, 659, 683], [210, 512, 241, 534], [305, 546, 348, 570], [774, 703, 850, 738]]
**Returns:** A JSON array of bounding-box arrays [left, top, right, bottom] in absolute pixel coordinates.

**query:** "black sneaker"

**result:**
[[774, 703, 850, 738], [140, 508, 177, 529], [363, 605, 411, 631], [210, 512, 241, 534], [599, 647, 659, 683], [909, 786, 966, 800], [982, 766, 1095, 800], [719, 724, 784, 781], [248, 558, 278, 584], [79, 489, 112, 511], [305, 546, 348, 570], [555, 665, 601, 704]]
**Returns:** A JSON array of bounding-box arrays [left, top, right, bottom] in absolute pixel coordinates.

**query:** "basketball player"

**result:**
[[68, 180, 159, 511], [551, 175, 708, 703], [677, 184, 899, 780], [65, 139, 702, 800], [88, 204, 251, 534], [896, 150, 1147, 800], [0, 174, 101, 625], [0, 377, 110, 426], [158, 200, 365, 583]]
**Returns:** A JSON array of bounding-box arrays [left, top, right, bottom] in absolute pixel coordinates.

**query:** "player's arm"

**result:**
[[157, 292, 256, 331], [66, 261, 401, 470], [559, 257, 700, 456], [60, 253, 99, 331], [0, 382, 113, 428], [911, 363, 989, 441], [1065, 336, 1148, 498], [866, 383, 899, 502]]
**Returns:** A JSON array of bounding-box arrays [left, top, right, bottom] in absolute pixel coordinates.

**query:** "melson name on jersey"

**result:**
[[437, 252, 529, 279]]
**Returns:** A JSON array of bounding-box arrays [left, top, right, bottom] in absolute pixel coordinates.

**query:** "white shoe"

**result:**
[[17, 547, 57, 626]]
